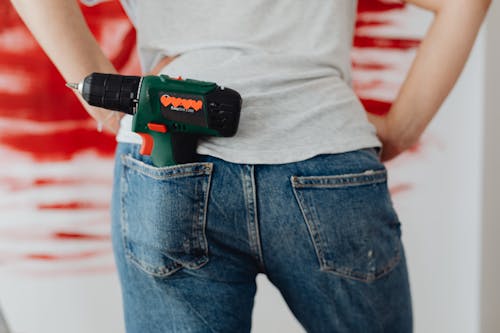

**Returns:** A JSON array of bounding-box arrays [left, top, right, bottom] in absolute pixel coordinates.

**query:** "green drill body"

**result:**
[[70, 73, 242, 167]]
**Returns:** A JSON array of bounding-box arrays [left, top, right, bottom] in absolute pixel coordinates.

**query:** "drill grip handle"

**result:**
[[143, 131, 199, 167], [170, 133, 200, 165]]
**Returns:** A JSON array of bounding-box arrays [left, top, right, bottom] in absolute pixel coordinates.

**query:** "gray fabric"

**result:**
[[86, 0, 382, 164]]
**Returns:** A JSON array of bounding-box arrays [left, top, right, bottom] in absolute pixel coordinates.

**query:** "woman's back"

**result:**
[[116, 0, 381, 164]]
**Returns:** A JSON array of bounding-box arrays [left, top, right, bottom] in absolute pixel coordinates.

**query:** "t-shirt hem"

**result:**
[[195, 137, 382, 164]]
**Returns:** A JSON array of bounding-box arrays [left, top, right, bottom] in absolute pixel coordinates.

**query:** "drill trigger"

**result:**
[[147, 123, 168, 133]]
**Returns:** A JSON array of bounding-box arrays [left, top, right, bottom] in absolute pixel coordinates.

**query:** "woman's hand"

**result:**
[[84, 104, 124, 134], [367, 112, 407, 162]]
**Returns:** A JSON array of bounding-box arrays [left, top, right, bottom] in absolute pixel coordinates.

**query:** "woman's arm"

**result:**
[[367, 0, 492, 161], [9, 0, 122, 133]]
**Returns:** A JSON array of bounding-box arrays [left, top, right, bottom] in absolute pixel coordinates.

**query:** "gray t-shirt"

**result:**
[[86, 0, 381, 164]]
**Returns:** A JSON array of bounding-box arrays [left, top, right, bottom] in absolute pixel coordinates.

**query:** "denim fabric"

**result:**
[[111, 143, 412, 333]]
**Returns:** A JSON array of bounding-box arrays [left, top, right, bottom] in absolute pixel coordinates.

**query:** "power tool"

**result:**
[[67, 73, 242, 167]]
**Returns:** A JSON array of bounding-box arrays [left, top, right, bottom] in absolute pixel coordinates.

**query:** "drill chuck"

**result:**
[[75, 73, 141, 115]]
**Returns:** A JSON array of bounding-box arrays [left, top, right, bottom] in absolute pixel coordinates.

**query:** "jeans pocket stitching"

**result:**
[[291, 184, 328, 269], [290, 172, 402, 283], [119, 157, 212, 277], [291, 169, 387, 188], [121, 154, 213, 180], [322, 247, 402, 283], [183, 168, 212, 270], [120, 164, 184, 277]]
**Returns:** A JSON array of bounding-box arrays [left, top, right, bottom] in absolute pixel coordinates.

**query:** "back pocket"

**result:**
[[291, 168, 401, 283], [120, 154, 213, 277]]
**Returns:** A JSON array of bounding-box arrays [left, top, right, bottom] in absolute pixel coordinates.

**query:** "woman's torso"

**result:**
[[116, 0, 381, 164]]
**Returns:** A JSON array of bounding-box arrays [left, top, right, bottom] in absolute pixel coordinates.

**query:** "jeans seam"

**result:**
[[119, 161, 131, 272], [199, 165, 212, 258], [250, 165, 266, 273], [152, 281, 219, 333], [242, 165, 266, 272]]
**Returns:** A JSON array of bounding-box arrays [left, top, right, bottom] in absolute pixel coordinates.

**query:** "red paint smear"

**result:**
[[354, 80, 386, 92], [389, 183, 414, 196], [355, 1, 407, 34], [110, 26, 137, 70], [18, 265, 116, 277], [33, 177, 110, 187], [0, 89, 88, 123], [37, 201, 109, 210], [0, 229, 109, 242], [52, 232, 109, 241], [360, 98, 392, 116], [0, 177, 110, 192], [407, 140, 424, 154], [357, 0, 405, 13], [33, 178, 82, 187], [352, 61, 391, 71], [25, 249, 111, 261], [0, 128, 116, 161], [0, 177, 33, 192], [354, 0, 418, 116], [356, 19, 392, 29], [354, 36, 420, 50]]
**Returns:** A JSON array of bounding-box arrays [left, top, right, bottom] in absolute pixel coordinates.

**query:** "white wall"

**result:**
[[480, 2, 500, 332]]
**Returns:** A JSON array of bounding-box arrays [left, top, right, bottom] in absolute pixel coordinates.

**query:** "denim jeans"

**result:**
[[111, 143, 412, 333]]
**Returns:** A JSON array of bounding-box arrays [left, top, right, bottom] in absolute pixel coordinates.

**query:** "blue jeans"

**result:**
[[111, 143, 412, 333]]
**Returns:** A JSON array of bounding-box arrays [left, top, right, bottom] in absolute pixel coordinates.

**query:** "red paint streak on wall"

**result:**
[[360, 98, 392, 116], [354, 0, 422, 117], [352, 61, 391, 71], [357, 0, 405, 13], [354, 80, 386, 93], [356, 19, 391, 29], [407, 141, 424, 154], [33, 178, 83, 187], [37, 201, 109, 210], [354, 36, 420, 50], [52, 232, 109, 241], [1, 128, 117, 161], [0, 229, 109, 242], [356, 0, 406, 31], [390, 183, 414, 196], [0, 177, 110, 192], [25, 249, 111, 261], [20, 265, 116, 277]]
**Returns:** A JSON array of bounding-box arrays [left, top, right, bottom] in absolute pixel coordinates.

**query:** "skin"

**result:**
[[9, 0, 493, 159]]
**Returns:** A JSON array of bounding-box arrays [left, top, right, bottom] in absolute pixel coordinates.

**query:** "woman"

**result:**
[[10, 0, 491, 332]]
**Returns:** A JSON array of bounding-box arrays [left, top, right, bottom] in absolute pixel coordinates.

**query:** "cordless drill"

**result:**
[[67, 73, 242, 167]]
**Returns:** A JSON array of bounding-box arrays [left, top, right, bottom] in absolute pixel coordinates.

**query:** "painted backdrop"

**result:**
[[2, 1, 478, 332]]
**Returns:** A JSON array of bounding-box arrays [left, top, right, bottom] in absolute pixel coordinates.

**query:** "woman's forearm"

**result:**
[[371, 0, 491, 160], [10, 0, 116, 81], [9, 0, 121, 132]]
